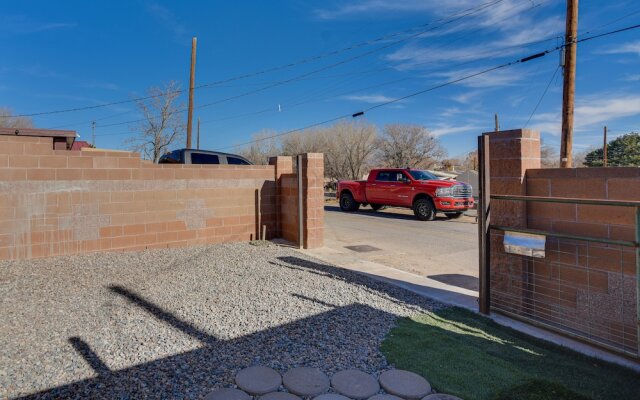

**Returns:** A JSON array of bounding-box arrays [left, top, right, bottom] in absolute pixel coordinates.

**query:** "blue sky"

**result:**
[[1, 0, 639, 158]]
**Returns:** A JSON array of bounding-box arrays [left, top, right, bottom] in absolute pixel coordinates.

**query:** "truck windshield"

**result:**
[[408, 170, 438, 181]]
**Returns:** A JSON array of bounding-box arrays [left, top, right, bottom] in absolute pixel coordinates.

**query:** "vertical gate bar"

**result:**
[[478, 134, 491, 314], [636, 206, 639, 356], [297, 154, 304, 250], [477, 135, 484, 313]]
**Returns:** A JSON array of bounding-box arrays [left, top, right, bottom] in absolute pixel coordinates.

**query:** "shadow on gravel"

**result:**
[[324, 205, 450, 222], [17, 256, 438, 399]]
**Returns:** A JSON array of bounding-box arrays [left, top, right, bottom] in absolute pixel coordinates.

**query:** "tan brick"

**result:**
[[39, 156, 67, 168], [26, 169, 54, 180], [68, 156, 93, 169]]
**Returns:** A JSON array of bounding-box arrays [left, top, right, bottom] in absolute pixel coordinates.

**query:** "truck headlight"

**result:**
[[435, 187, 453, 197]]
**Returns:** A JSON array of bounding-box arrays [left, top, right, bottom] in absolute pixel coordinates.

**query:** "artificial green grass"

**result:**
[[380, 307, 640, 400]]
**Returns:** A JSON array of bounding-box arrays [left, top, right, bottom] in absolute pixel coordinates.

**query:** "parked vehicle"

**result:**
[[337, 168, 474, 221], [159, 149, 252, 165]]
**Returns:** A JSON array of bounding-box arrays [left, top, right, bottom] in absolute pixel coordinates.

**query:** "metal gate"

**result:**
[[477, 134, 640, 358]]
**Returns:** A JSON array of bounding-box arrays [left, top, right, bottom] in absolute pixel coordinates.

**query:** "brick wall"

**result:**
[[0, 135, 324, 260], [486, 129, 639, 354]]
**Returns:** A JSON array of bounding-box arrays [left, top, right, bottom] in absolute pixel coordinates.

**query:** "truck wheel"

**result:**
[[445, 212, 464, 219], [339, 192, 360, 212], [413, 198, 435, 221], [371, 204, 386, 211]]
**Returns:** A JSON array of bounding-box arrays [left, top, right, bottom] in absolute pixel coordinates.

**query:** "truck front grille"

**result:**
[[452, 184, 473, 198]]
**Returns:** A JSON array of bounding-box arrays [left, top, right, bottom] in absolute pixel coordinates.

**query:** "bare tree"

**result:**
[[541, 141, 559, 168], [376, 124, 445, 169], [126, 81, 185, 163], [0, 107, 33, 129], [239, 130, 281, 165], [281, 127, 330, 156], [325, 120, 378, 181]]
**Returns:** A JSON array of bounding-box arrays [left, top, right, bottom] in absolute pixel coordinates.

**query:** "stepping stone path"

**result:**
[[235, 366, 282, 395], [379, 369, 431, 399], [259, 392, 302, 400], [313, 394, 351, 400], [369, 395, 403, 400], [205, 368, 463, 400], [283, 367, 330, 397], [205, 388, 252, 400], [331, 369, 380, 399]]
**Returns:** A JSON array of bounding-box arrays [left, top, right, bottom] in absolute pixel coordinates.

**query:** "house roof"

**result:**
[[71, 140, 92, 150]]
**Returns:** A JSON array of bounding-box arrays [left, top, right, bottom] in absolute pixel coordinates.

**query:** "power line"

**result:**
[[214, 23, 640, 151], [524, 65, 560, 128], [93, 0, 510, 129], [3, 0, 508, 119]]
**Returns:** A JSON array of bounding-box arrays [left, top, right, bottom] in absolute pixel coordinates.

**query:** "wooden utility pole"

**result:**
[[197, 117, 200, 150], [560, 0, 578, 167], [91, 121, 96, 147], [494, 113, 499, 132], [186, 37, 197, 149], [603, 126, 608, 167]]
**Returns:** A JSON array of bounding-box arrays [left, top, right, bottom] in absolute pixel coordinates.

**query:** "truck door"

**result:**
[[392, 171, 413, 207], [367, 171, 392, 205]]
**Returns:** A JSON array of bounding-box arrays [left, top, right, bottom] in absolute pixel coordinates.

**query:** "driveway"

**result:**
[[306, 204, 479, 308]]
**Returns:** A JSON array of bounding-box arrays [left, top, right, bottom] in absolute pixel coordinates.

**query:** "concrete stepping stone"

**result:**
[[379, 370, 431, 400], [422, 395, 462, 400], [369, 395, 403, 400], [205, 388, 252, 400], [259, 392, 302, 400], [283, 367, 330, 396], [331, 369, 380, 399], [313, 394, 351, 400], [236, 366, 282, 395]]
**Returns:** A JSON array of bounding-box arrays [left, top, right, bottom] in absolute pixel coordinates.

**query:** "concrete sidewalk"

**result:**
[[301, 246, 640, 372]]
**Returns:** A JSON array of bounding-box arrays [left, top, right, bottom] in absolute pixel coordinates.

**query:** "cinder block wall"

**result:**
[[0, 135, 324, 260], [486, 129, 638, 354]]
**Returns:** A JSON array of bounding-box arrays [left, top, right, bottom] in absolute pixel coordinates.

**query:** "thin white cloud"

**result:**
[[603, 40, 640, 56], [340, 94, 396, 103], [624, 74, 640, 82], [452, 90, 483, 104], [431, 123, 481, 137], [528, 94, 640, 136], [315, 0, 454, 20], [432, 66, 526, 88], [0, 15, 75, 35], [147, 2, 188, 40]]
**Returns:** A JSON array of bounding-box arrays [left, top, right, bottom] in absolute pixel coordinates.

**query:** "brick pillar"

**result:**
[[269, 156, 293, 238], [302, 153, 324, 249], [488, 129, 541, 228], [486, 129, 540, 315]]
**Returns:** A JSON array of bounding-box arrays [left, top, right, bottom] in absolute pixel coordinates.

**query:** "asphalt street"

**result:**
[[319, 203, 479, 293]]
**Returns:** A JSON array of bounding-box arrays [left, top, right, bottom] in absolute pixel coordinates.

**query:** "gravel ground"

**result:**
[[0, 242, 443, 399]]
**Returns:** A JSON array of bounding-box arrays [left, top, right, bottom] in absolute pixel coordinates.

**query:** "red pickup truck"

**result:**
[[337, 168, 474, 221]]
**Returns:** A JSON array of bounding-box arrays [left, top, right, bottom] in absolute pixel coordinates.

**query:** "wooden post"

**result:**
[[603, 126, 608, 167], [197, 117, 200, 150], [560, 0, 578, 168], [186, 37, 197, 149], [478, 134, 491, 314], [91, 121, 96, 147]]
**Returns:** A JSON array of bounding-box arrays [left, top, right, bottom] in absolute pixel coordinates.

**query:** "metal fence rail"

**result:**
[[487, 194, 640, 358]]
